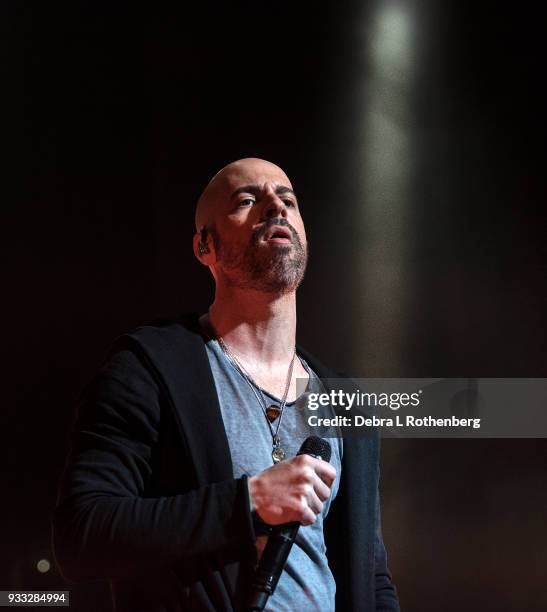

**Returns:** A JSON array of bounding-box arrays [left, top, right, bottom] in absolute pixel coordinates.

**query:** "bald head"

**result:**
[[195, 158, 293, 231]]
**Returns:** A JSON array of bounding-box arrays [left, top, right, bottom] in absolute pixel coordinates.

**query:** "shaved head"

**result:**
[[195, 158, 292, 231]]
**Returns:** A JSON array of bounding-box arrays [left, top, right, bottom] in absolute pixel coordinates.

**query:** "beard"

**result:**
[[210, 219, 308, 294]]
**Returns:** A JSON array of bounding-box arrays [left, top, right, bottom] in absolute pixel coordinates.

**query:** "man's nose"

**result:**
[[262, 194, 287, 219]]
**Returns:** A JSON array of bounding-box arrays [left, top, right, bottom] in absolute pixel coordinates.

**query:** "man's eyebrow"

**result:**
[[230, 184, 297, 199], [275, 186, 297, 197]]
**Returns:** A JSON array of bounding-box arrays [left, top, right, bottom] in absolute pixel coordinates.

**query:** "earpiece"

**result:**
[[198, 226, 210, 255]]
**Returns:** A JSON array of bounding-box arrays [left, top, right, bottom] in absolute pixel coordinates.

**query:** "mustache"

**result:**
[[253, 217, 299, 243]]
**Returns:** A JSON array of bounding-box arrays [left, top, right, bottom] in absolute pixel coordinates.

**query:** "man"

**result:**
[[53, 158, 399, 611]]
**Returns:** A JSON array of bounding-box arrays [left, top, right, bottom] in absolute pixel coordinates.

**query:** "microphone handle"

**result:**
[[244, 437, 331, 611], [246, 522, 299, 611]]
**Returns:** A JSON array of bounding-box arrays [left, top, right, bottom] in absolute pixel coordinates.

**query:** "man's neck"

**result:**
[[205, 286, 297, 369]]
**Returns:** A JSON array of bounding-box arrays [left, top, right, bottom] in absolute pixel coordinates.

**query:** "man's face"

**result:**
[[205, 159, 308, 294]]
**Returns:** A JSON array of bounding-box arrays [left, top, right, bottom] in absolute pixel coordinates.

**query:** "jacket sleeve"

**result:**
[[374, 489, 400, 611], [52, 347, 256, 583]]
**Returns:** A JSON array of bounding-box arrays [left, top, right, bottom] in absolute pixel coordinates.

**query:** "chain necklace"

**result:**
[[217, 336, 296, 464]]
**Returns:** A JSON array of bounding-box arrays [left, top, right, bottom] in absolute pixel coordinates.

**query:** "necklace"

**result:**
[[217, 336, 296, 464]]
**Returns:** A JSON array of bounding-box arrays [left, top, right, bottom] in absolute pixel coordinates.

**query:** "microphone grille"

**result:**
[[297, 436, 332, 462]]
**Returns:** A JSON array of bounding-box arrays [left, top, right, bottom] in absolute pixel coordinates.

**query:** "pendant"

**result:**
[[272, 446, 286, 463], [266, 404, 281, 423]]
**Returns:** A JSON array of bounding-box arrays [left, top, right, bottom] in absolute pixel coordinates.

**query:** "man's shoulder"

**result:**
[[100, 313, 214, 403], [106, 313, 206, 375], [116, 313, 202, 350]]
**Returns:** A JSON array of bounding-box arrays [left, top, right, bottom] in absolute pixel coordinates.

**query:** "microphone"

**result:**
[[246, 436, 332, 611]]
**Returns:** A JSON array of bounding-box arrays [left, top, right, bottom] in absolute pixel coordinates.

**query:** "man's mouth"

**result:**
[[263, 225, 293, 245]]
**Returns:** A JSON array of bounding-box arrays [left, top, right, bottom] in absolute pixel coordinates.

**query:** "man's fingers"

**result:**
[[299, 497, 317, 526], [313, 476, 331, 502], [311, 457, 336, 487], [307, 488, 325, 516]]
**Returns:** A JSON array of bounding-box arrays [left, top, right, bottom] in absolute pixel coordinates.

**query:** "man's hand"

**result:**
[[248, 455, 336, 526]]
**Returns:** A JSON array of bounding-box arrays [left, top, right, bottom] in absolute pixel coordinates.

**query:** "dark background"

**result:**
[[5, 1, 546, 610]]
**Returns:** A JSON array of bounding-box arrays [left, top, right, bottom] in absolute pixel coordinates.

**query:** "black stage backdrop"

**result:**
[[5, 2, 546, 611]]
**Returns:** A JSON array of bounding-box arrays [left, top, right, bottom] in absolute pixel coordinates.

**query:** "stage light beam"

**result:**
[[356, 1, 416, 375]]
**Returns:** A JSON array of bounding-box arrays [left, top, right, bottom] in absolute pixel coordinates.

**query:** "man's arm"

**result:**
[[52, 348, 256, 582]]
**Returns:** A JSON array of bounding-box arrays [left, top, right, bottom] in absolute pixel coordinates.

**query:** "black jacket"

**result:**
[[53, 314, 399, 611]]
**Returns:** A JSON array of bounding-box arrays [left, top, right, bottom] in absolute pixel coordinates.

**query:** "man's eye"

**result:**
[[240, 198, 255, 206], [284, 199, 296, 207]]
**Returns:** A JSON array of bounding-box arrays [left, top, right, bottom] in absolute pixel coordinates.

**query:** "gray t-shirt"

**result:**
[[204, 338, 343, 612]]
